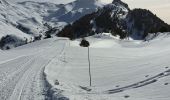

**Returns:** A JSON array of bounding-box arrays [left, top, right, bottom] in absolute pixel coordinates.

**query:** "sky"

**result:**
[[11, 0, 170, 24]]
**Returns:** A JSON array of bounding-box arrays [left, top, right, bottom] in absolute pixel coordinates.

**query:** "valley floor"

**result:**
[[0, 34, 170, 100]]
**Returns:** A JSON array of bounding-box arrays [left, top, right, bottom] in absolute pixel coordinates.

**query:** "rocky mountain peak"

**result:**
[[112, 0, 121, 3], [112, 0, 130, 10]]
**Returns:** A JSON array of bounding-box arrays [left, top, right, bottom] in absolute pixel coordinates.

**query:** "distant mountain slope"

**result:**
[[127, 9, 170, 39], [58, 0, 170, 40], [53, 0, 103, 23], [0, 0, 103, 49], [18, 0, 103, 25]]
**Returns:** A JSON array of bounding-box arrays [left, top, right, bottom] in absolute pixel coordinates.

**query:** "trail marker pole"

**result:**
[[80, 39, 91, 86], [88, 47, 92, 86]]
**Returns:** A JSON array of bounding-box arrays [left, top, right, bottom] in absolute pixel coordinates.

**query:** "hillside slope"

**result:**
[[58, 0, 170, 40], [0, 0, 103, 49]]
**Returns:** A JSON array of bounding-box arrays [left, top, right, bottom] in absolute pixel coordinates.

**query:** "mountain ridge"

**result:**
[[57, 0, 170, 40]]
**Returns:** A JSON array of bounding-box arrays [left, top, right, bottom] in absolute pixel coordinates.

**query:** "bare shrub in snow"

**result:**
[[0, 35, 26, 50], [80, 38, 90, 47]]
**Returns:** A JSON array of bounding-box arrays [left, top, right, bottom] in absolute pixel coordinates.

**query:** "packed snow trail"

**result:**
[[0, 38, 68, 100], [1, 35, 170, 100]]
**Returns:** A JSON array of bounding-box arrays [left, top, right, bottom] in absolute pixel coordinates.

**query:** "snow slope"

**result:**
[[0, 32, 170, 100], [44, 33, 170, 100], [0, 37, 68, 100], [0, 0, 103, 49], [0, 0, 103, 32]]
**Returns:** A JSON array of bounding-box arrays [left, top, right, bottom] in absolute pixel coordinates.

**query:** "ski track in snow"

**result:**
[[0, 38, 67, 100], [106, 69, 170, 94], [1, 36, 170, 100]]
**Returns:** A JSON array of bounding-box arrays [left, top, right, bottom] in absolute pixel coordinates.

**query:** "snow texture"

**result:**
[[44, 33, 170, 100]]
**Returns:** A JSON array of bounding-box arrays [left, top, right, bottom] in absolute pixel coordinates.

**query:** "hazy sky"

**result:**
[[11, 0, 170, 24]]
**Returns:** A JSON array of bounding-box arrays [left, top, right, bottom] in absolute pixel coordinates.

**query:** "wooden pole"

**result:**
[[88, 47, 92, 86]]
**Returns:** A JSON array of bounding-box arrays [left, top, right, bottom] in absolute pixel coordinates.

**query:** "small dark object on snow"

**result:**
[[80, 38, 90, 47], [79, 86, 92, 91], [164, 83, 169, 85], [165, 67, 169, 69], [116, 85, 120, 87], [124, 95, 130, 98], [145, 75, 149, 77]]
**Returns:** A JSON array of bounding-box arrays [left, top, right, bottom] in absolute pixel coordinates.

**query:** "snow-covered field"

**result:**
[[44, 33, 170, 100], [0, 33, 170, 100]]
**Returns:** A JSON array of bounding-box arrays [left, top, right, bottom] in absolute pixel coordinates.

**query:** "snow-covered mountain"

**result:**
[[1, 0, 169, 49], [0, 0, 103, 49], [58, 0, 170, 40], [1, 0, 170, 100], [18, 0, 103, 25]]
